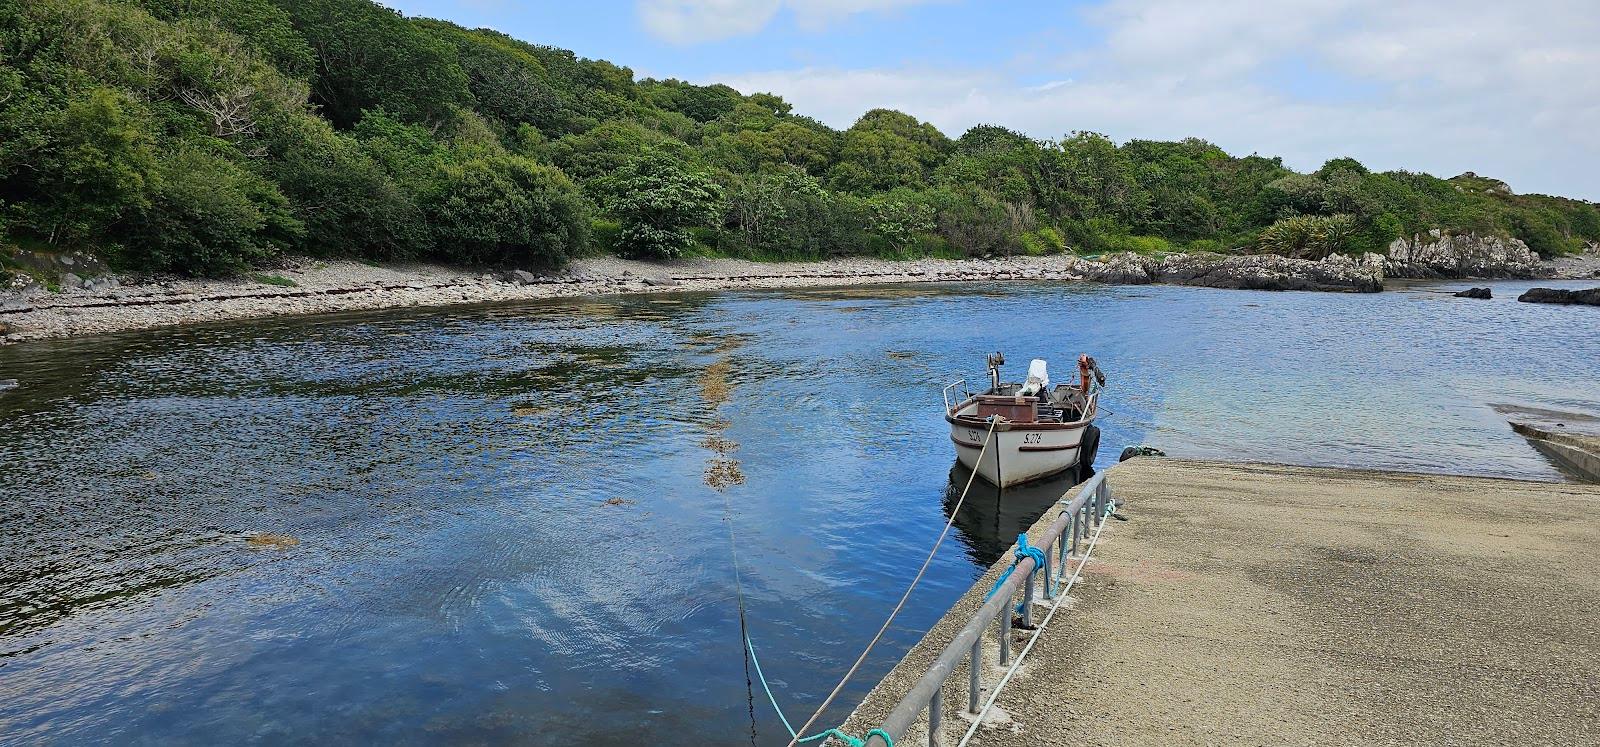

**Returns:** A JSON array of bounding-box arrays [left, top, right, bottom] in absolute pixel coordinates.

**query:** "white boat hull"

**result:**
[[949, 419, 1087, 488]]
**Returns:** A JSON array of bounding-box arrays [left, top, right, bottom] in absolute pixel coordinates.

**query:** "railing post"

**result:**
[[928, 688, 942, 747], [968, 639, 982, 714], [998, 599, 1011, 664], [1020, 566, 1035, 628], [1070, 507, 1080, 557], [1056, 530, 1067, 588]]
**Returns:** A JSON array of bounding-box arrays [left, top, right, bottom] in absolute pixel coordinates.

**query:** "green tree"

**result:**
[[829, 109, 949, 192], [416, 21, 563, 132], [639, 78, 742, 123], [139, 0, 316, 77], [33, 88, 157, 245], [549, 120, 697, 189], [723, 166, 867, 258], [271, 0, 471, 128], [267, 115, 426, 258], [865, 194, 935, 254], [602, 153, 722, 259]]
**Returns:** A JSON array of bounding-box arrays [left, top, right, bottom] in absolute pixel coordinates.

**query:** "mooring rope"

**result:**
[[721, 487, 761, 745], [783, 417, 1001, 747], [954, 495, 1118, 747]]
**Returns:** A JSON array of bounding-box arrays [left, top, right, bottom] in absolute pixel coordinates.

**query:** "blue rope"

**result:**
[[747, 633, 890, 745], [985, 533, 1049, 611], [794, 727, 895, 746], [746, 634, 802, 740], [984, 564, 1017, 601]]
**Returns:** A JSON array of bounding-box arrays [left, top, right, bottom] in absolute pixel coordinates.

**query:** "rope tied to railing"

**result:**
[[984, 533, 1049, 608], [792, 728, 895, 747]]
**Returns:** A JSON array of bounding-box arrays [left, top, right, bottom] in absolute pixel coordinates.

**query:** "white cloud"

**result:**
[[714, 0, 1600, 199], [637, 0, 782, 44], [636, 0, 943, 43]]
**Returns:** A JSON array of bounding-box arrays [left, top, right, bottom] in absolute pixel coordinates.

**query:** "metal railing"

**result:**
[[864, 472, 1114, 747], [941, 379, 967, 414]]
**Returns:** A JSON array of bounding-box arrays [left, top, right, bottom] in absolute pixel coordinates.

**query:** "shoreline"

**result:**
[[0, 255, 1085, 343], [1, 251, 1594, 344]]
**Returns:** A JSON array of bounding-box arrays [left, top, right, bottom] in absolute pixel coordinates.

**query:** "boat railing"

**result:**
[[863, 471, 1116, 746], [941, 379, 966, 414]]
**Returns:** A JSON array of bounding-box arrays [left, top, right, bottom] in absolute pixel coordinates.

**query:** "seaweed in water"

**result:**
[[705, 458, 746, 491], [245, 533, 300, 549], [699, 359, 733, 408], [700, 435, 739, 454]]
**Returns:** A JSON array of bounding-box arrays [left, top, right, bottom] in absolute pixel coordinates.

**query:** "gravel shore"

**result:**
[[0, 255, 1096, 343], [0, 248, 1590, 344]]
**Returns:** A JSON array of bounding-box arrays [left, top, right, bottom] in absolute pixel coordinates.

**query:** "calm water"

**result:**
[[2, 279, 1596, 745]]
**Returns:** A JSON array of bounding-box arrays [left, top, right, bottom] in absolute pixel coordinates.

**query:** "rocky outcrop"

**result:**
[[1161, 252, 1383, 292], [1079, 252, 1152, 284], [1549, 242, 1600, 279], [1517, 287, 1600, 306], [1454, 287, 1492, 299], [1385, 230, 1549, 279], [1080, 252, 1383, 293]]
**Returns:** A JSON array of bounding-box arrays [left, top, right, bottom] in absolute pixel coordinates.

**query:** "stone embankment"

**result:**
[[1509, 421, 1600, 481], [0, 252, 1382, 343]]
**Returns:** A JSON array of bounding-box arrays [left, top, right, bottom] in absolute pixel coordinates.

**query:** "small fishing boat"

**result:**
[[943, 353, 1104, 488]]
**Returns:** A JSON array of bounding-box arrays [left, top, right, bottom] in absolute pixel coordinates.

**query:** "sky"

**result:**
[[379, 0, 1600, 201]]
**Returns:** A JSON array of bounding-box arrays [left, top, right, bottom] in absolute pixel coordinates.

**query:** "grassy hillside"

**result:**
[[2, 0, 1597, 277]]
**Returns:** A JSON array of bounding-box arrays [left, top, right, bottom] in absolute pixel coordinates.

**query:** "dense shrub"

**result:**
[[423, 155, 588, 267], [120, 145, 303, 275], [1257, 214, 1357, 260]]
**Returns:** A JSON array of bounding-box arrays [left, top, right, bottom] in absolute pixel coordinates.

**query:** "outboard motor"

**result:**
[[1019, 359, 1049, 397]]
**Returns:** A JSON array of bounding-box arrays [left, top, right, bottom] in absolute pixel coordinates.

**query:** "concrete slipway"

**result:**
[[841, 459, 1600, 746]]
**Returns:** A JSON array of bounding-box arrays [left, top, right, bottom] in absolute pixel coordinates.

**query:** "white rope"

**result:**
[[785, 418, 1001, 747], [955, 500, 1114, 747]]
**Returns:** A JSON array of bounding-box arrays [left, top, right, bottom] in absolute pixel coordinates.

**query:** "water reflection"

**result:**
[[1, 278, 1597, 744], [942, 463, 1080, 566]]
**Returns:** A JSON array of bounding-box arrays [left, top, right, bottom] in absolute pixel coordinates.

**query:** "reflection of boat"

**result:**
[[942, 463, 1078, 566], [943, 352, 1103, 488]]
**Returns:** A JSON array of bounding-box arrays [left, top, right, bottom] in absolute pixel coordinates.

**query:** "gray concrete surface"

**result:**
[[842, 459, 1600, 746], [1511, 421, 1600, 482]]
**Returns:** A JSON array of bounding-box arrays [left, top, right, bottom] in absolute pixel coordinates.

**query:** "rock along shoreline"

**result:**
[[0, 246, 1588, 344]]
